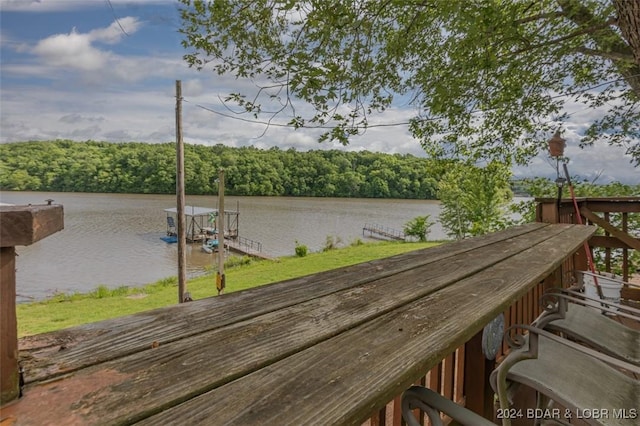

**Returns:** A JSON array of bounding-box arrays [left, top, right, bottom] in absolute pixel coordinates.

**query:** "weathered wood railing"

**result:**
[[365, 197, 639, 425], [363, 280, 549, 425], [362, 199, 639, 425], [5, 223, 593, 425], [537, 197, 640, 301], [0, 204, 63, 404]]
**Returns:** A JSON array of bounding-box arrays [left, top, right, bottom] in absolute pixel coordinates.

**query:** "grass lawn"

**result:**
[[17, 240, 442, 337]]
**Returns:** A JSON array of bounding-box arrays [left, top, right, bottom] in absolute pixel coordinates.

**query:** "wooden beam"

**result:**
[[1, 247, 18, 404], [580, 207, 640, 251], [0, 205, 64, 247], [536, 201, 559, 224], [463, 332, 494, 419], [589, 235, 640, 249]]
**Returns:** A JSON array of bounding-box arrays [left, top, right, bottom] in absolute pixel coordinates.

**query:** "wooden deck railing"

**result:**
[[537, 197, 640, 303], [363, 197, 639, 425], [363, 281, 549, 426], [7, 223, 592, 424], [536, 197, 639, 280], [0, 204, 63, 404]]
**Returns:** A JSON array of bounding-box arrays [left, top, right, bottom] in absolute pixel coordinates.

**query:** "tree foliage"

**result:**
[[179, 0, 640, 166], [0, 140, 438, 198], [438, 162, 513, 239]]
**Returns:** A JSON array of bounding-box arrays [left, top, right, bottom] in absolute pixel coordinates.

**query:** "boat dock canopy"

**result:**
[[164, 206, 215, 216], [164, 206, 239, 216]]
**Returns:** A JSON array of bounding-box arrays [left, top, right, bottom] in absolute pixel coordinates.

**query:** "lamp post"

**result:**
[[548, 130, 566, 157], [549, 130, 567, 220]]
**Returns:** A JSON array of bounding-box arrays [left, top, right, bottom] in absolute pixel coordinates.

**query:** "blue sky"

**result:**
[[1, 0, 638, 184]]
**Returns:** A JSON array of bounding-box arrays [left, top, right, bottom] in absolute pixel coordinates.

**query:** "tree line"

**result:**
[[0, 140, 440, 198]]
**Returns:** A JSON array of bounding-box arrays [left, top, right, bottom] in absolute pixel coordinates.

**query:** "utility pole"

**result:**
[[216, 169, 226, 295], [176, 80, 188, 303]]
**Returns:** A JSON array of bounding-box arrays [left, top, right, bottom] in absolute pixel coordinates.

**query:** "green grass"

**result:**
[[17, 240, 443, 337]]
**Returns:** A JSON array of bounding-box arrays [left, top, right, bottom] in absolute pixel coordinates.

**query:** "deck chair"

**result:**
[[401, 386, 495, 426], [534, 288, 640, 366], [166, 216, 176, 236], [402, 324, 640, 426], [490, 324, 640, 426]]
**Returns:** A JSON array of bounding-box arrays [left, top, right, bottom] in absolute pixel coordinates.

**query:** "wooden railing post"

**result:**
[[1, 246, 18, 404], [536, 199, 559, 224], [0, 204, 63, 404], [463, 331, 495, 420]]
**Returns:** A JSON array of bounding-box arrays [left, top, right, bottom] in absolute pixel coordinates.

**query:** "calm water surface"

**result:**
[[0, 191, 445, 301]]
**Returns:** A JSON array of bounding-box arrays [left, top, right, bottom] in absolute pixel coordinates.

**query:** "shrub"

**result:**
[[403, 215, 434, 242], [225, 255, 252, 268], [294, 240, 308, 257]]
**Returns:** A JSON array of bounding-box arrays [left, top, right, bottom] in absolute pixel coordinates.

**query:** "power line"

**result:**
[[182, 73, 640, 131], [184, 99, 413, 129], [105, 0, 130, 37]]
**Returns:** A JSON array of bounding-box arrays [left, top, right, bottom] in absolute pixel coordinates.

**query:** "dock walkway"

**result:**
[[224, 236, 273, 260], [363, 223, 406, 241]]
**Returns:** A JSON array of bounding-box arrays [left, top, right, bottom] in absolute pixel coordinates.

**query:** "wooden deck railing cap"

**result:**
[[0, 204, 64, 247], [535, 196, 640, 203]]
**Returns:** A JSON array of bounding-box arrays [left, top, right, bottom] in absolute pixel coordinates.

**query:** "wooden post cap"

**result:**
[[0, 204, 64, 247]]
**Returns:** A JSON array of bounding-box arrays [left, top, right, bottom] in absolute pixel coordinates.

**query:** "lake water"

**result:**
[[0, 191, 446, 301]]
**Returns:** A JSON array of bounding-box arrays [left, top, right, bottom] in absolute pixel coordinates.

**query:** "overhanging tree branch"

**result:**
[[575, 46, 635, 62]]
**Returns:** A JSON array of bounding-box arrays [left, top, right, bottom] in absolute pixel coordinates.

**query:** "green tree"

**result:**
[[403, 215, 434, 242], [179, 0, 640, 166], [438, 162, 513, 239]]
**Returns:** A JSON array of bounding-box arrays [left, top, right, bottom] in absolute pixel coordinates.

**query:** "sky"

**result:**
[[0, 0, 638, 184]]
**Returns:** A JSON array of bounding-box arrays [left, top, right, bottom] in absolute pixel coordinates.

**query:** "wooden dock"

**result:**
[[363, 223, 406, 241], [224, 236, 273, 260]]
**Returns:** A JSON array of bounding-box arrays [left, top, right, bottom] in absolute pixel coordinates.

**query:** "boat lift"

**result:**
[[163, 206, 239, 243]]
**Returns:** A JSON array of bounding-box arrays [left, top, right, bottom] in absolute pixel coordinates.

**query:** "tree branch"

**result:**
[[514, 11, 565, 24], [575, 46, 635, 62], [508, 18, 616, 56]]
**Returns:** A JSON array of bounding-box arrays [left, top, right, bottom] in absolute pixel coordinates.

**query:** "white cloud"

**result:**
[[30, 17, 141, 71], [32, 29, 110, 70], [182, 79, 205, 97], [2, 78, 637, 183], [88, 17, 141, 44], [513, 136, 639, 184], [59, 113, 105, 124]]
